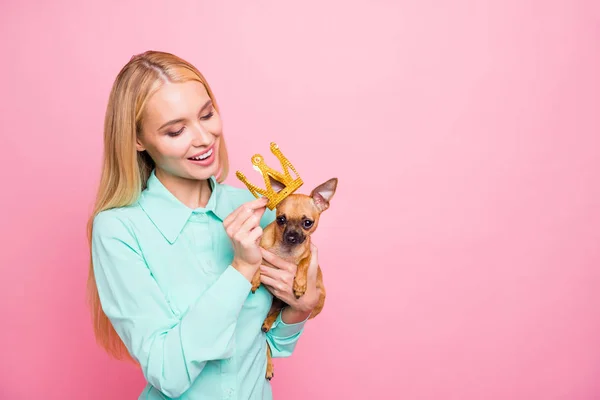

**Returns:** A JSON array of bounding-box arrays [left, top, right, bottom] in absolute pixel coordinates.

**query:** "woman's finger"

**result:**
[[226, 196, 267, 224], [223, 197, 268, 227], [260, 275, 286, 293], [259, 265, 279, 280], [246, 225, 264, 246], [225, 206, 255, 237], [238, 208, 264, 238], [260, 266, 294, 288], [260, 248, 295, 272], [263, 284, 276, 294]]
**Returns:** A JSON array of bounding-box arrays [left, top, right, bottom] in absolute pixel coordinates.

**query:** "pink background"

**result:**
[[1, 0, 599, 399]]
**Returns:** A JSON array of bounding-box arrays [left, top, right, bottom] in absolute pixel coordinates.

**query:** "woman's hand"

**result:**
[[223, 197, 268, 282], [260, 243, 320, 322]]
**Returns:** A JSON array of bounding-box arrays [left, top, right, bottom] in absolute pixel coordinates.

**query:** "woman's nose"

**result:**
[[190, 125, 213, 147]]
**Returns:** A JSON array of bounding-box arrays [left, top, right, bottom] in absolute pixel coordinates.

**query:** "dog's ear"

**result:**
[[310, 178, 338, 212], [268, 175, 286, 193]]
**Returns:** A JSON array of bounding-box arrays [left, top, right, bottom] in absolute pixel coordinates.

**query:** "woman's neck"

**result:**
[[155, 168, 212, 209]]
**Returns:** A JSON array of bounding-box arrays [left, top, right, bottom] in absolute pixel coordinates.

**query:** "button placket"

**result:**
[[221, 355, 237, 400], [190, 212, 213, 252]]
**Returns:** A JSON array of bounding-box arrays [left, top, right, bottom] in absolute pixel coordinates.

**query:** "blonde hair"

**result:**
[[86, 50, 229, 362]]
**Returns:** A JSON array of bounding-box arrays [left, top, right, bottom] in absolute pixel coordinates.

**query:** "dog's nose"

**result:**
[[285, 231, 300, 245]]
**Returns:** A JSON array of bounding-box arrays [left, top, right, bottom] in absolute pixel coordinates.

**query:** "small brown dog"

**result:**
[[251, 177, 338, 380]]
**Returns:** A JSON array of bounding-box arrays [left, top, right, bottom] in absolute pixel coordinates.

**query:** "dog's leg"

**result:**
[[251, 268, 261, 293], [262, 299, 285, 332], [253, 259, 276, 293], [265, 343, 274, 380], [293, 255, 311, 298]]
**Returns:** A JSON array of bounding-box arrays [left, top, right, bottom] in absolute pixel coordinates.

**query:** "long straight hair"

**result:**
[[86, 51, 229, 362]]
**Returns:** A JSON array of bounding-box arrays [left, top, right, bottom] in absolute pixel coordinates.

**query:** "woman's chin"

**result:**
[[186, 158, 219, 180]]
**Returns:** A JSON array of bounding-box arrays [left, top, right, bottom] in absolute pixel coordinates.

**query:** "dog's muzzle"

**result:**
[[284, 230, 305, 245]]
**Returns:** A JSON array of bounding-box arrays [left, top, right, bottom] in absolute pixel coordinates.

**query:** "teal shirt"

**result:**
[[91, 170, 307, 399]]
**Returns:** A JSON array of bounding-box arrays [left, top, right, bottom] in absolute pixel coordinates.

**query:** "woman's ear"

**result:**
[[135, 137, 146, 152]]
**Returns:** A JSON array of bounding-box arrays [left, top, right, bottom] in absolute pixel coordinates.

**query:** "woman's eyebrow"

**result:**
[[158, 99, 213, 130], [199, 99, 212, 112]]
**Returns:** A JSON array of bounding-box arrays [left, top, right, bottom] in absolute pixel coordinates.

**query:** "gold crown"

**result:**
[[236, 142, 303, 210]]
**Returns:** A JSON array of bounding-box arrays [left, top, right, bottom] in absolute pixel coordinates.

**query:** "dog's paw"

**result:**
[[266, 366, 274, 380], [293, 281, 307, 299]]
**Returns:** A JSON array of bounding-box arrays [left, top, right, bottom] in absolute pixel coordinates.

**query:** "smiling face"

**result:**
[[136, 80, 223, 182]]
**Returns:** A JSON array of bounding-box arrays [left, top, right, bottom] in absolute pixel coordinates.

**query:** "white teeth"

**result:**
[[190, 148, 213, 160]]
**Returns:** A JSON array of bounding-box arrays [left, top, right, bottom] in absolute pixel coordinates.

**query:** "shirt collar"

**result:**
[[138, 169, 231, 244]]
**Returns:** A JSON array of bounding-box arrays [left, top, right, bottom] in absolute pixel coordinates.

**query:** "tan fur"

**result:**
[[251, 178, 337, 380]]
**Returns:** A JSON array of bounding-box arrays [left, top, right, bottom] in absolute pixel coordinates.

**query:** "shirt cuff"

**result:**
[[269, 309, 309, 338]]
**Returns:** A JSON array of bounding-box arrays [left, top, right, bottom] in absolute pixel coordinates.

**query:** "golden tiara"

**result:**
[[235, 142, 303, 210]]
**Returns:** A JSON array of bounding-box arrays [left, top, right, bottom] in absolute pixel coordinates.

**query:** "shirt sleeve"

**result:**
[[265, 311, 309, 358], [91, 211, 252, 398], [258, 206, 309, 358]]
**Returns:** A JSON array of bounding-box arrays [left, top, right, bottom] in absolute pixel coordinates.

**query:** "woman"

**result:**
[[87, 50, 320, 399]]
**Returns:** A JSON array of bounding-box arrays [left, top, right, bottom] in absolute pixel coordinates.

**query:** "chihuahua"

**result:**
[[251, 177, 338, 380]]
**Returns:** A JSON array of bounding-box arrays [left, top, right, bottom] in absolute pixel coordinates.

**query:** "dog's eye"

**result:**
[[276, 215, 286, 225], [303, 219, 313, 229]]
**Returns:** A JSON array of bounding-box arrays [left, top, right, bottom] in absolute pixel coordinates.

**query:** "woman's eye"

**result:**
[[167, 127, 184, 137], [200, 111, 214, 120]]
